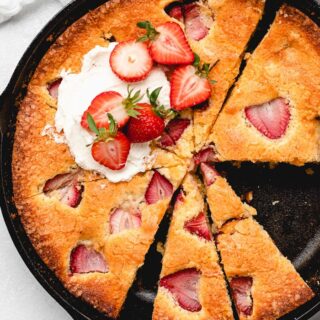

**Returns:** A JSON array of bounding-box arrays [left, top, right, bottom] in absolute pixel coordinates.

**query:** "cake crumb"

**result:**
[[305, 168, 314, 175], [272, 200, 280, 205], [156, 242, 165, 255], [245, 191, 253, 203]]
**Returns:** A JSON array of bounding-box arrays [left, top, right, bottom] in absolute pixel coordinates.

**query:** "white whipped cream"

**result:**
[[55, 43, 170, 182]]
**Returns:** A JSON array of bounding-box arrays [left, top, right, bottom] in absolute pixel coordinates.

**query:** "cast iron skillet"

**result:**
[[0, 0, 320, 319]]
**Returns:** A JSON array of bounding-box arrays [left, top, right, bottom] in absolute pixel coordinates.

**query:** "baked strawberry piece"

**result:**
[[210, 5, 320, 165], [47, 78, 62, 100], [159, 118, 190, 148], [217, 218, 314, 319], [109, 40, 153, 82], [200, 162, 255, 228], [153, 174, 233, 320], [109, 208, 141, 234], [137, 21, 194, 65]]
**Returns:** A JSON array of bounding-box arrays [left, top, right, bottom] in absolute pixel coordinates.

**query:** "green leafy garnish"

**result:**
[[107, 113, 118, 137], [86, 113, 116, 142], [193, 53, 219, 82], [123, 86, 144, 118], [137, 21, 160, 42]]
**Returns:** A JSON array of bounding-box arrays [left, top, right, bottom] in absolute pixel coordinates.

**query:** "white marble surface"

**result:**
[[0, 1, 319, 320], [0, 2, 71, 319]]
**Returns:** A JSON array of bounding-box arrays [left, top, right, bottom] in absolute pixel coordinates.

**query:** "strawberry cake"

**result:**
[[11, 0, 318, 319]]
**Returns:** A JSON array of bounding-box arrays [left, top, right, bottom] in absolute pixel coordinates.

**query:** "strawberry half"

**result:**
[[110, 208, 141, 234], [81, 89, 143, 130], [70, 245, 108, 274], [43, 170, 83, 208], [145, 170, 173, 205], [47, 78, 62, 99], [200, 162, 220, 186], [159, 118, 190, 147], [109, 40, 153, 82], [160, 268, 202, 312], [230, 277, 253, 316], [245, 98, 290, 139], [91, 132, 131, 170], [184, 211, 212, 241], [170, 64, 211, 111], [137, 21, 194, 65]]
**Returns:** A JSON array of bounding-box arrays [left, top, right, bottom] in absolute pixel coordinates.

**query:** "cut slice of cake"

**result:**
[[153, 174, 233, 320], [16, 164, 187, 319], [167, 0, 265, 151], [210, 5, 320, 165], [200, 162, 256, 229], [217, 217, 314, 319]]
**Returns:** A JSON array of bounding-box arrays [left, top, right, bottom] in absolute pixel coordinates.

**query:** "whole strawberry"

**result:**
[[126, 88, 174, 143]]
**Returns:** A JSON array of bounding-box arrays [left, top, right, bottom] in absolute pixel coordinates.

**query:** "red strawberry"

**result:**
[[109, 40, 153, 82], [91, 132, 131, 170], [174, 189, 185, 208], [160, 268, 202, 312], [81, 91, 127, 130], [70, 245, 108, 274], [47, 78, 62, 99], [137, 21, 194, 65], [193, 147, 218, 165], [230, 277, 253, 316], [200, 162, 220, 186], [167, 5, 184, 22], [170, 65, 211, 110], [184, 212, 212, 241], [126, 103, 165, 143], [245, 98, 290, 139], [43, 171, 83, 208], [110, 208, 141, 234], [145, 170, 173, 205], [184, 3, 212, 41], [159, 118, 190, 147]]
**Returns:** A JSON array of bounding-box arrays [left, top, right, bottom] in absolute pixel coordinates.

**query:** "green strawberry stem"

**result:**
[[193, 53, 219, 81], [123, 86, 144, 118], [136, 21, 160, 42], [87, 113, 118, 142]]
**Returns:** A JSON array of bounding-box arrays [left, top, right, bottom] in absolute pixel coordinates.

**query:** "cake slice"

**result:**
[[210, 5, 320, 165], [16, 164, 187, 319], [199, 162, 256, 229], [153, 174, 233, 320], [217, 217, 314, 319], [167, 0, 265, 151]]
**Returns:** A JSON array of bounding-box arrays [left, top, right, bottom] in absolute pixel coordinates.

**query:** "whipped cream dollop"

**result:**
[[55, 43, 171, 182]]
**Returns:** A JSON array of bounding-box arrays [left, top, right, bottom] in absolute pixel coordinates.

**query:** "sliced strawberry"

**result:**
[[70, 245, 108, 274], [230, 277, 253, 316], [159, 118, 190, 147], [145, 170, 173, 205], [167, 5, 184, 22], [245, 98, 290, 139], [43, 171, 83, 208], [175, 189, 185, 208], [170, 65, 211, 111], [91, 132, 131, 170], [200, 162, 220, 186], [81, 91, 128, 130], [150, 22, 194, 65], [47, 78, 62, 99], [126, 103, 165, 143], [110, 208, 141, 234], [184, 211, 212, 241], [184, 3, 212, 41], [193, 147, 218, 165], [109, 40, 153, 82], [160, 268, 202, 312]]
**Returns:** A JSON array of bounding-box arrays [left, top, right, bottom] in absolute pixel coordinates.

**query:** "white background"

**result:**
[[0, 1, 319, 320]]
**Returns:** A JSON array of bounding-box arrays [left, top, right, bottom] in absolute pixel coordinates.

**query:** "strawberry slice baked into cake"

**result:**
[[153, 174, 233, 320], [11, 0, 319, 319], [209, 5, 320, 165]]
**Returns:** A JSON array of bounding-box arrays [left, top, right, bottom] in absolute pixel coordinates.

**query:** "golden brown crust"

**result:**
[[210, 4, 320, 165], [217, 218, 314, 320], [192, 0, 265, 150], [17, 165, 187, 318], [206, 175, 256, 229], [153, 174, 233, 320]]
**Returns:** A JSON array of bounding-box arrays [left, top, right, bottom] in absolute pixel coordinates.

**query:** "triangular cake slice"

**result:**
[[217, 217, 314, 319], [199, 162, 256, 229], [166, 0, 265, 151], [16, 163, 187, 319], [210, 5, 320, 165], [153, 174, 233, 320]]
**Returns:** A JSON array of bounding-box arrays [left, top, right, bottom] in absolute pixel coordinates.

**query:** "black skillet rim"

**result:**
[[0, 0, 320, 319]]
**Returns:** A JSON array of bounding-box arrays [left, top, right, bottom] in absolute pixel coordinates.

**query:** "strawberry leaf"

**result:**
[[107, 113, 118, 137], [123, 86, 144, 118], [137, 20, 159, 42], [87, 113, 100, 135]]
